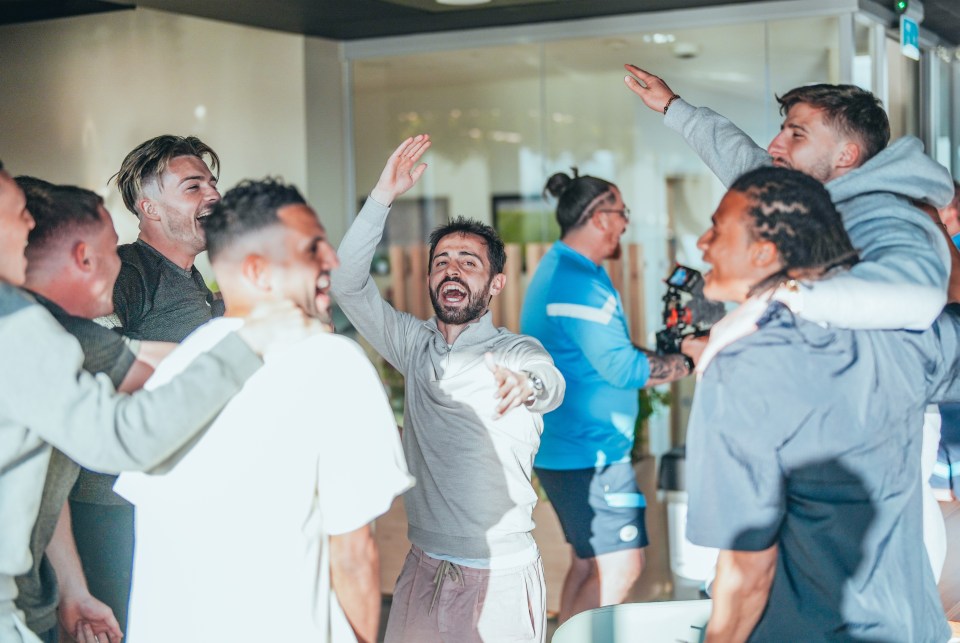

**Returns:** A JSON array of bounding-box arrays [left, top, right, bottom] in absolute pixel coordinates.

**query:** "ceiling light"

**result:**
[[642, 33, 676, 44], [436, 0, 492, 5]]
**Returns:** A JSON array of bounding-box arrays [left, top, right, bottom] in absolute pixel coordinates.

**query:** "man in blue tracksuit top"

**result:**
[[520, 170, 699, 623]]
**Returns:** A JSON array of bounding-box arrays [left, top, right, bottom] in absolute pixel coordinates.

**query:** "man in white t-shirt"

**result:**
[[116, 178, 414, 642]]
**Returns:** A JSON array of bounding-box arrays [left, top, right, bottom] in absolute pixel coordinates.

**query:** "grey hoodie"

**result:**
[[332, 198, 565, 560], [0, 284, 261, 642], [665, 98, 952, 330]]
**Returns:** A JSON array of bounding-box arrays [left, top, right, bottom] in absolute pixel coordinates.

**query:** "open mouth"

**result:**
[[315, 274, 332, 312], [316, 273, 331, 294], [439, 281, 468, 305]]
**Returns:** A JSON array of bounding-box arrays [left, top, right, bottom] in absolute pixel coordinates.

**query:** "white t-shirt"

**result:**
[[115, 318, 413, 642]]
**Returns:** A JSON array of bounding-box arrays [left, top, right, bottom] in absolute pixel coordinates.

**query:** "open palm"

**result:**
[[371, 134, 431, 205]]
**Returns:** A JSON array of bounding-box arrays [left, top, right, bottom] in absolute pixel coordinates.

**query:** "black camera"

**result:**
[[655, 264, 726, 354]]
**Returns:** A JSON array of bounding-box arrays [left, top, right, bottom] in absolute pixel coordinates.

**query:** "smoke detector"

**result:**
[[672, 42, 701, 59]]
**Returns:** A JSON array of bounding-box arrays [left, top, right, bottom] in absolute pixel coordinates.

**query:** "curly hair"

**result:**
[[202, 178, 306, 262], [113, 135, 220, 218], [543, 168, 617, 237], [729, 167, 859, 296], [428, 216, 506, 275], [777, 84, 889, 164], [16, 176, 104, 253]]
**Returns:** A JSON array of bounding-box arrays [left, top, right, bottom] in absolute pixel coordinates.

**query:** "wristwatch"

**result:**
[[524, 370, 545, 404], [680, 353, 695, 373]]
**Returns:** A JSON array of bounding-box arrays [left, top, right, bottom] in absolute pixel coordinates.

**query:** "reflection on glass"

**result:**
[[350, 15, 840, 343]]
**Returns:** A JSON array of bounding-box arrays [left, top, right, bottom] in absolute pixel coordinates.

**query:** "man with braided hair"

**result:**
[[685, 166, 958, 642]]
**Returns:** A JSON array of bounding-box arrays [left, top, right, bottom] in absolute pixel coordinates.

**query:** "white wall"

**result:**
[[0, 8, 308, 276], [304, 37, 351, 244]]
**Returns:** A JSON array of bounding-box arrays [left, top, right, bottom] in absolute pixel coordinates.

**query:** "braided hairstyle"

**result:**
[[544, 168, 617, 237], [729, 166, 859, 296]]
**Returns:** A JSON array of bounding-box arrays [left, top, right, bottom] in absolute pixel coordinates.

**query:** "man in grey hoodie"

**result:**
[[332, 135, 565, 643], [624, 66, 953, 330], [623, 67, 955, 581]]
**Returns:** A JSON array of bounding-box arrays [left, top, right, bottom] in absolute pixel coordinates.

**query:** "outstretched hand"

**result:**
[[370, 134, 431, 207], [485, 352, 534, 420], [623, 64, 677, 113]]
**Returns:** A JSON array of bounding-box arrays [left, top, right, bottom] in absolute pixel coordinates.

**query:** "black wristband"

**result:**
[[664, 94, 681, 115]]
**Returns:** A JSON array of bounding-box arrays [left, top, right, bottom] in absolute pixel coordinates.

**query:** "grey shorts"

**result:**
[[384, 545, 546, 642], [535, 462, 649, 559]]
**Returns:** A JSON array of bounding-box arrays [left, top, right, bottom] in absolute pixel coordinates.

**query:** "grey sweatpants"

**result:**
[[384, 545, 546, 643]]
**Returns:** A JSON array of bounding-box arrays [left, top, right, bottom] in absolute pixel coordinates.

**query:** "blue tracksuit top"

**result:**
[[520, 241, 650, 469]]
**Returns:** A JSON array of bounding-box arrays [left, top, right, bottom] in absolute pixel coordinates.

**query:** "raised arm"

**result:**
[[775, 206, 949, 330], [331, 135, 431, 370], [624, 64, 771, 186]]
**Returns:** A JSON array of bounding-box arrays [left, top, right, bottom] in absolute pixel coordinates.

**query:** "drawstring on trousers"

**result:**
[[428, 559, 465, 615]]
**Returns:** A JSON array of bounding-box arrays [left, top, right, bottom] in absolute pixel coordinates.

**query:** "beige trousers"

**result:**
[[384, 545, 546, 643]]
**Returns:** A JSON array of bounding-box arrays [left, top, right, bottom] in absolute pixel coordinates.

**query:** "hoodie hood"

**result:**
[[827, 136, 954, 209]]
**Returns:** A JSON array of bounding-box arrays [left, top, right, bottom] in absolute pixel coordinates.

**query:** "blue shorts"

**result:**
[[534, 462, 649, 559]]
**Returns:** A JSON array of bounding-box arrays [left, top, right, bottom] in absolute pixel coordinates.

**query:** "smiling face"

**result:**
[[428, 232, 503, 325], [766, 103, 852, 183], [696, 190, 780, 303], [144, 155, 220, 255], [267, 204, 339, 324], [0, 170, 35, 286], [82, 206, 122, 318]]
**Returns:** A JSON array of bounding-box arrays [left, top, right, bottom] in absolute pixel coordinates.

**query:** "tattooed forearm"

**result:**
[[645, 353, 691, 386]]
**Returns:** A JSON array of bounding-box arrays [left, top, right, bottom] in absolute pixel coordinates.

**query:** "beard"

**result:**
[[607, 241, 622, 261], [430, 276, 491, 325]]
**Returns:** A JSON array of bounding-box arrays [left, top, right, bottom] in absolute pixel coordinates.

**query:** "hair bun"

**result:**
[[544, 171, 572, 199]]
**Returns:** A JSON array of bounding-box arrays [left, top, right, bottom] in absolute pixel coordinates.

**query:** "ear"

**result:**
[[587, 209, 605, 231], [138, 197, 160, 221], [240, 254, 272, 291], [750, 240, 780, 269], [835, 141, 861, 171], [487, 273, 507, 298], [71, 241, 92, 272]]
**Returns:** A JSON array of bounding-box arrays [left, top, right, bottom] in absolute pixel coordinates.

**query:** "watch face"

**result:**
[[524, 371, 544, 393]]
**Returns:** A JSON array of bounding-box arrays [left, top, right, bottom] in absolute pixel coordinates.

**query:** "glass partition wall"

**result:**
[[347, 6, 958, 451]]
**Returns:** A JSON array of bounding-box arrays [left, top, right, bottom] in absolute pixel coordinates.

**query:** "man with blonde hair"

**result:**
[[0, 159, 316, 643], [110, 135, 223, 340], [74, 135, 223, 635]]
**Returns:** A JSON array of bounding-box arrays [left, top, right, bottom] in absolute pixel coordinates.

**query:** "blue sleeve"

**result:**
[[547, 277, 650, 388]]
